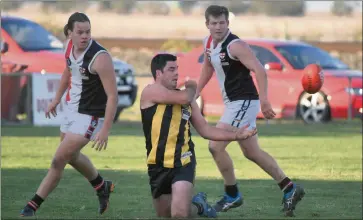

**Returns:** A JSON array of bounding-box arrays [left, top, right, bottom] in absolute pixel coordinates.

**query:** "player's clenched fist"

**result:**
[[185, 80, 197, 89]]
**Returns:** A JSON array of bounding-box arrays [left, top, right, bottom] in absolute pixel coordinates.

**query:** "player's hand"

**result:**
[[260, 99, 276, 119], [235, 124, 257, 140], [92, 129, 109, 151], [185, 80, 197, 90], [45, 98, 60, 119]]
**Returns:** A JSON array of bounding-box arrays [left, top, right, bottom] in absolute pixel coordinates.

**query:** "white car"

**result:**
[[112, 58, 138, 122]]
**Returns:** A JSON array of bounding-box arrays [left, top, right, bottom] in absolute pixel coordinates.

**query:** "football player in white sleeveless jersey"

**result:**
[[20, 12, 117, 217], [196, 5, 305, 217]]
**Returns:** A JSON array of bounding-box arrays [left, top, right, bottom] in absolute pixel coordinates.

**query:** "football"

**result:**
[[301, 64, 324, 94]]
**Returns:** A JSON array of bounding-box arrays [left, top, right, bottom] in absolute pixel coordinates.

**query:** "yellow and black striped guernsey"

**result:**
[[141, 103, 195, 168]]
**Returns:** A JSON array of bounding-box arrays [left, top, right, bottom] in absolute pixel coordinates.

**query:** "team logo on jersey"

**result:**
[[181, 151, 192, 159], [219, 52, 226, 61], [79, 67, 89, 80], [79, 67, 86, 74], [181, 105, 191, 120], [219, 52, 229, 66]]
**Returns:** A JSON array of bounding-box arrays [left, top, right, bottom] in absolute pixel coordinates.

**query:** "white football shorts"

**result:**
[[220, 100, 260, 129]]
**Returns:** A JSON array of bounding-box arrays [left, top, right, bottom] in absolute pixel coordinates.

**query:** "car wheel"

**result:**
[[297, 91, 331, 124], [113, 107, 123, 123]]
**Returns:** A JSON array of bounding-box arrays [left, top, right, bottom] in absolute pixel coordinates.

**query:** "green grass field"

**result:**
[[1, 120, 362, 219]]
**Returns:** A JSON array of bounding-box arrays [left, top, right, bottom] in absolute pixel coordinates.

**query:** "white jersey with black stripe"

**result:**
[[64, 39, 109, 117], [203, 30, 259, 103]]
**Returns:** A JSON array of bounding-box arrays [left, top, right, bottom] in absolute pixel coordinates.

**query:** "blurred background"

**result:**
[[1, 2, 362, 219], [1, 0, 362, 124]]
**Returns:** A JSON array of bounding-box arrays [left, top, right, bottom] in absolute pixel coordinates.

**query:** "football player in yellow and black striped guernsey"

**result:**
[[140, 53, 257, 218]]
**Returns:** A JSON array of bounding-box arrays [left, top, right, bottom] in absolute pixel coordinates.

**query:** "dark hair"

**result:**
[[63, 12, 90, 37], [205, 5, 229, 23], [150, 54, 177, 79]]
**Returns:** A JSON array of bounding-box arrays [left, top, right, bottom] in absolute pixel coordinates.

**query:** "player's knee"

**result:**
[[51, 156, 68, 170], [68, 152, 81, 165], [51, 154, 72, 170], [171, 209, 189, 218], [208, 141, 225, 156]]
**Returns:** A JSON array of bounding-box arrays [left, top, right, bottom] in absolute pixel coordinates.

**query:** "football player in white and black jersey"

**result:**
[[20, 12, 117, 217], [196, 5, 305, 217]]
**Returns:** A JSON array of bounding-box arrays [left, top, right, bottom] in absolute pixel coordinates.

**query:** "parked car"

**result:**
[[177, 38, 362, 123], [1, 15, 137, 122]]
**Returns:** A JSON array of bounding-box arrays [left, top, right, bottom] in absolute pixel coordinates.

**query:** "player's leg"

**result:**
[[62, 124, 98, 182], [67, 116, 114, 215], [19, 114, 72, 217], [238, 135, 305, 216], [71, 156, 114, 216], [208, 124, 234, 185], [171, 158, 216, 218], [62, 130, 104, 192], [209, 103, 248, 212], [62, 126, 103, 191], [237, 100, 305, 216], [61, 116, 113, 215], [61, 124, 98, 182], [171, 181, 195, 218], [20, 132, 90, 217], [68, 151, 114, 215], [60, 117, 96, 181], [148, 165, 173, 217], [20, 114, 113, 217], [153, 194, 172, 217]]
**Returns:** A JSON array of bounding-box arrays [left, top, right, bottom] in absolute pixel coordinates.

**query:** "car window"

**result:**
[[2, 18, 63, 52], [275, 45, 349, 70], [250, 45, 282, 66]]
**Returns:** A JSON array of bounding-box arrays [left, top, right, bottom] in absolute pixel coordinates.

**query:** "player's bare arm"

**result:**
[[55, 67, 71, 103], [229, 41, 276, 119], [190, 100, 256, 141], [91, 52, 118, 150], [196, 51, 214, 98], [140, 80, 197, 109], [46, 68, 71, 119]]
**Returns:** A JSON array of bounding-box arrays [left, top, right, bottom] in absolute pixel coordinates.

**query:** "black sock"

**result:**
[[27, 194, 44, 211], [89, 173, 104, 191], [225, 184, 239, 198], [278, 177, 294, 193], [193, 202, 204, 215]]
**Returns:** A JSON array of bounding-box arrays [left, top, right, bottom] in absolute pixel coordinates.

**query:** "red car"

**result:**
[[177, 39, 362, 123]]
